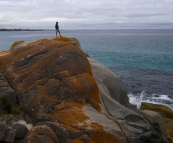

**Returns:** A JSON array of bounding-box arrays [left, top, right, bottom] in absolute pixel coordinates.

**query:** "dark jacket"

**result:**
[[55, 24, 59, 30]]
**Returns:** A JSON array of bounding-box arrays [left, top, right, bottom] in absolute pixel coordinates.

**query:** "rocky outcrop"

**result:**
[[88, 58, 168, 143], [0, 36, 168, 143]]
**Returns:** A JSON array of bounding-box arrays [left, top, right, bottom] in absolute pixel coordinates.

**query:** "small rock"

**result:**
[[13, 123, 29, 139]]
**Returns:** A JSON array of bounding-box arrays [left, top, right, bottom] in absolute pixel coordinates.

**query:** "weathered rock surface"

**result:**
[[0, 36, 168, 143], [141, 102, 173, 143], [141, 110, 167, 136], [88, 58, 168, 143]]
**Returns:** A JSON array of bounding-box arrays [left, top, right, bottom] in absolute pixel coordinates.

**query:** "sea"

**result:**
[[0, 29, 173, 109]]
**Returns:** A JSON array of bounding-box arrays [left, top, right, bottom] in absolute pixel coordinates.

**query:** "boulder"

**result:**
[[0, 37, 93, 122], [0, 36, 168, 143], [13, 123, 29, 139], [141, 102, 173, 143], [141, 110, 167, 136], [88, 58, 168, 143], [88, 58, 130, 107], [141, 102, 173, 119]]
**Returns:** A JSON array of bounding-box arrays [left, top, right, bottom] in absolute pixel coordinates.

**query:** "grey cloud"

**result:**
[[0, 0, 173, 29], [125, 13, 168, 18]]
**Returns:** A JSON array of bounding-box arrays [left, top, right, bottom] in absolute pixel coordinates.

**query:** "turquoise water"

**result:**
[[0, 29, 173, 108], [78, 29, 173, 72]]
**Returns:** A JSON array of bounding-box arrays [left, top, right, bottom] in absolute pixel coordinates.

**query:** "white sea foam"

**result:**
[[128, 90, 173, 110]]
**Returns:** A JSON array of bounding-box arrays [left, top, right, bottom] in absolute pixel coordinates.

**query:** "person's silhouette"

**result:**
[[55, 22, 61, 37]]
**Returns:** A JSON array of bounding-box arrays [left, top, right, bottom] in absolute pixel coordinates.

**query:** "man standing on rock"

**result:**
[[55, 22, 61, 37]]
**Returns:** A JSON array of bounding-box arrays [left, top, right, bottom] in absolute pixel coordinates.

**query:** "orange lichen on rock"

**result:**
[[0, 38, 99, 122], [91, 130, 122, 143], [52, 36, 70, 42], [64, 73, 101, 104], [69, 138, 94, 143], [0, 50, 11, 60], [52, 101, 94, 127], [69, 138, 84, 143], [52, 36, 82, 49], [0, 36, 168, 143], [51, 101, 103, 129], [49, 100, 120, 142]]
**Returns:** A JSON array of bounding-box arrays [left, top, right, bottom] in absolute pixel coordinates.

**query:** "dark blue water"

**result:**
[[0, 29, 173, 108]]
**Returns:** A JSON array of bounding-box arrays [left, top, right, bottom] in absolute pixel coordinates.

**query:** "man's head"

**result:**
[[56, 22, 58, 24]]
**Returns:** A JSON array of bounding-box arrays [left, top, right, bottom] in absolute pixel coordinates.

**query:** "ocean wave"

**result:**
[[128, 90, 173, 110]]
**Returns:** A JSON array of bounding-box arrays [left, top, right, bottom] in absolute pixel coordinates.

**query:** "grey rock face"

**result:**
[[141, 110, 167, 136], [88, 58, 168, 143]]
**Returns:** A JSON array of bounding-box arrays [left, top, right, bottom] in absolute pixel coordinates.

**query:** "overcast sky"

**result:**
[[0, 0, 173, 29]]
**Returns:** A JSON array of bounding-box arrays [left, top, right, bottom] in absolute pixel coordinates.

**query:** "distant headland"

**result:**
[[0, 28, 43, 31]]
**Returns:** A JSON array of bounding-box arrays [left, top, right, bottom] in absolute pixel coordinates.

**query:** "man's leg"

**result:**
[[59, 31, 62, 37]]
